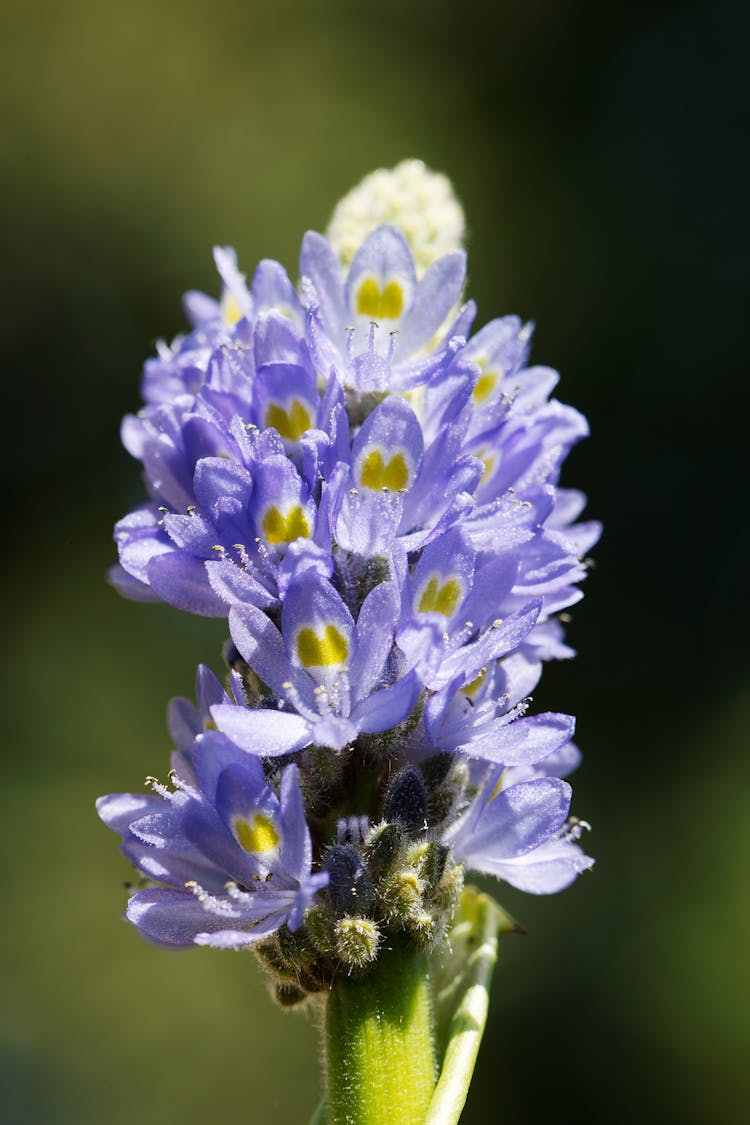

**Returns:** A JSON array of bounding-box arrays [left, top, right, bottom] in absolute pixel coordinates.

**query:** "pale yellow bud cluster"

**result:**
[[326, 159, 466, 275]]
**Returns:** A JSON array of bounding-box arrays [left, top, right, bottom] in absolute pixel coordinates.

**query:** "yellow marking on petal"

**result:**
[[359, 449, 410, 491], [234, 813, 280, 854], [462, 667, 488, 697], [261, 505, 311, 545], [356, 277, 404, 319], [265, 400, 312, 441], [297, 625, 348, 668], [221, 293, 243, 325], [472, 370, 499, 404], [477, 452, 496, 487], [418, 576, 461, 617], [489, 771, 506, 803]]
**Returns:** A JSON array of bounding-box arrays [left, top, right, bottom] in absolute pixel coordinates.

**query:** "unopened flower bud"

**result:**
[[327, 159, 465, 274], [335, 916, 381, 968], [383, 766, 427, 836], [274, 983, 308, 1008], [431, 860, 465, 914], [324, 845, 374, 915], [407, 908, 438, 947], [303, 905, 338, 955], [379, 869, 424, 920], [405, 840, 450, 889], [363, 821, 404, 877], [255, 933, 298, 983]]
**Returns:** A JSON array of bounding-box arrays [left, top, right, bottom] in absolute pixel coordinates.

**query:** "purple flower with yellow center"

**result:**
[[214, 572, 420, 753], [99, 161, 599, 1124], [103, 162, 598, 996], [303, 224, 473, 393], [113, 424, 327, 616], [326, 394, 480, 559], [97, 740, 326, 949]]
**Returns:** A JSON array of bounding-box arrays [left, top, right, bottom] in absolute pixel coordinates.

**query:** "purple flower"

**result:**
[[213, 572, 421, 753], [446, 772, 592, 895], [302, 224, 471, 394], [97, 740, 327, 949], [102, 165, 598, 975]]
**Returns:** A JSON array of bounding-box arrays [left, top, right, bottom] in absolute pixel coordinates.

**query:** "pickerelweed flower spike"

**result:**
[[100, 161, 599, 1125]]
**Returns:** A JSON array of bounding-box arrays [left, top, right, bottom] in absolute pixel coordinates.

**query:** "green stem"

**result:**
[[324, 936, 437, 1125]]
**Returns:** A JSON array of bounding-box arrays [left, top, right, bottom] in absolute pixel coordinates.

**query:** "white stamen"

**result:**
[[144, 776, 173, 801], [185, 880, 241, 918], [280, 680, 317, 724]]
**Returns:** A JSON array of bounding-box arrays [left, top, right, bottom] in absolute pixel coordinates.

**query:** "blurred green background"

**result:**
[[2, 0, 748, 1121]]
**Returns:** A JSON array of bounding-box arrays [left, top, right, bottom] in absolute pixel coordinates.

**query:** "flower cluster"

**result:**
[[100, 162, 598, 994]]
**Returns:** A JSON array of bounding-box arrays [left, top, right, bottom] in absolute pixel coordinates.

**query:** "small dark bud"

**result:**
[[297, 967, 329, 993], [324, 845, 374, 915], [274, 983, 308, 1008], [254, 934, 297, 982], [383, 766, 427, 835]]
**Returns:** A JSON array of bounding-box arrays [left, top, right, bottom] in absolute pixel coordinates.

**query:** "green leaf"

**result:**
[[426, 887, 519, 1125]]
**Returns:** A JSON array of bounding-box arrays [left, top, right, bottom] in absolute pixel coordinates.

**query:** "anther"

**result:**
[[144, 775, 171, 798]]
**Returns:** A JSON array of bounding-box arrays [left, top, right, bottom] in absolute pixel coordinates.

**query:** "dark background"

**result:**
[[2, 1, 748, 1122]]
